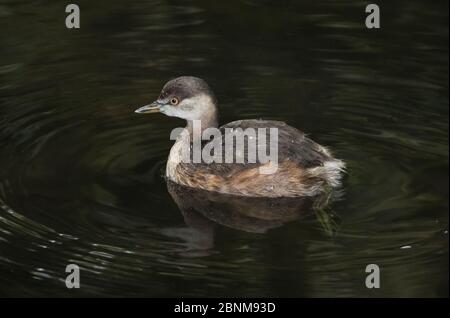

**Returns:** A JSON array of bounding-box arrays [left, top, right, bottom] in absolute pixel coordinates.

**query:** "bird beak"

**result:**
[[134, 101, 164, 114]]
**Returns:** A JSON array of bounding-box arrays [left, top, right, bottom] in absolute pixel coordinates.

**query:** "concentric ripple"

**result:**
[[0, 0, 448, 297]]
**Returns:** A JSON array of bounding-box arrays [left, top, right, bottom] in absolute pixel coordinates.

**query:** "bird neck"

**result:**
[[186, 104, 219, 137]]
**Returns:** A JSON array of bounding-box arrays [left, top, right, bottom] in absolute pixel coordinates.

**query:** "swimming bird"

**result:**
[[135, 76, 345, 197]]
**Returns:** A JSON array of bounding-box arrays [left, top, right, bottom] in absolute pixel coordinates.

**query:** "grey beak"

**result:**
[[135, 101, 164, 114]]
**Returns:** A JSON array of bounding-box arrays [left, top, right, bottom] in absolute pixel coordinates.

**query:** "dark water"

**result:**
[[0, 0, 448, 297]]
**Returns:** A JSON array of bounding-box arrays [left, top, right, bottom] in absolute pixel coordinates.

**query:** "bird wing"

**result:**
[[176, 119, 332, 178]]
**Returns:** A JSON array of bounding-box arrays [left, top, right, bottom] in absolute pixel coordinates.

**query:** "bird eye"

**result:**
[[170, 97, 179, 105]]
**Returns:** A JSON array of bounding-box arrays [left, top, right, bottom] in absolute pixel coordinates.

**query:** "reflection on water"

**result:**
[[165, 181, 342, 257], [0, 0, 448, 297]]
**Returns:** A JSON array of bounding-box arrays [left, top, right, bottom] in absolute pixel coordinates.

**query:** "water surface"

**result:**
[[0, 0, 448, 297]]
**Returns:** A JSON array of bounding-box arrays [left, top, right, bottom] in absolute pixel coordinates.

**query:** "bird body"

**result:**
[[135, 76, 345, 198]]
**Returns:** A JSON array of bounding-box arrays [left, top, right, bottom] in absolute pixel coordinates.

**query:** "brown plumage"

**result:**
[[135, 76, 345, 198], [174, 119, 344, 197]]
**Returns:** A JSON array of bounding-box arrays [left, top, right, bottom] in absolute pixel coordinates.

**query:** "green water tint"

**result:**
[[0, 0, 448, 297]]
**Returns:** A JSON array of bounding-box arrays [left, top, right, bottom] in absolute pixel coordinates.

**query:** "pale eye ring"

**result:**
[[170, 97, 179, 105]]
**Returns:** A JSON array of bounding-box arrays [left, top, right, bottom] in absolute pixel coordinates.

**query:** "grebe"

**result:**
[[135, 76, 345, 197]]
